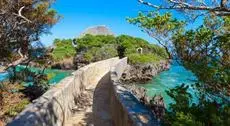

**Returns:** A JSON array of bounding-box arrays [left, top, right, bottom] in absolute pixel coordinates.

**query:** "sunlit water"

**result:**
[[0, 72, 9, 82], [140, 61, 198, 108], [0, 66, 71, 85]]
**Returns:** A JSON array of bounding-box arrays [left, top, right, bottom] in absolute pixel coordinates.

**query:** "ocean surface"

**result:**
[[140, 61, 198, 108]]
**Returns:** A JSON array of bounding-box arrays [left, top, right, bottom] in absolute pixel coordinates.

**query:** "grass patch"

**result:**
[[128, 53, 164, 64]]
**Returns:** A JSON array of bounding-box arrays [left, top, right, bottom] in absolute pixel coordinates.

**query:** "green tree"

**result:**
[[128, 12, 184, 59], [131, 1, 230, 125], [52, 39, 76, 61], [0, 0, 59, 66], [74, 34, 167, 64]]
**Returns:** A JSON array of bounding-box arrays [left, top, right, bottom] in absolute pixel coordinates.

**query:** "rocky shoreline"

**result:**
[[122, 84, 165, 120], [119, 60, 170, 120], [120, 60, 170, 84]]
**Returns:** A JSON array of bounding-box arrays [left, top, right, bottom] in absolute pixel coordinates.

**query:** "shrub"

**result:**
[[76, 34, 117, 52], [52, 39, 76, 61], [82, 44, 118, 62], [9, 67, 50, 100], [128, 53, 163, 64], [5, 99, 30, 117]]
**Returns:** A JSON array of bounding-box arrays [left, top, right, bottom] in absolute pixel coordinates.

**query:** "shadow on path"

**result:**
[[93, 72, 113, 126]]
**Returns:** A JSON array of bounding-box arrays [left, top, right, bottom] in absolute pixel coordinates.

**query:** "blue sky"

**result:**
[[40, 0, 202, 46]]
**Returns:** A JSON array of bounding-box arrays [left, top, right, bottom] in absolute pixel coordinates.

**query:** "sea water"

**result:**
[[0, 65, 71, 85], [140, 61, 198, 108], [0, 72, 9, 82]]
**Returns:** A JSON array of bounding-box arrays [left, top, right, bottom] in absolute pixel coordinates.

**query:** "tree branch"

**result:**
[[13, 6, 32, 23], [221, 0, 228, 8], [138, 0, 230, 16]]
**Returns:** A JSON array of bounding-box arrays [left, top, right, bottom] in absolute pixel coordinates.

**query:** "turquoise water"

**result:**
[[0, 72, 9, 81], [0, 66, 71, 85], [140, 61, 198, 108]]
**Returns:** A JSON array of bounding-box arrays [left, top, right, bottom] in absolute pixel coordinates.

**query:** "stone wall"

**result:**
[[8, 57, 160, 126], [110, 58, 160, 126], [8, 58, 120, 126]]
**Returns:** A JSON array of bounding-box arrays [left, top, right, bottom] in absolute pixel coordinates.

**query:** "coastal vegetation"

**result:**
[[0, 0, 60, 124], [130, 0, 230, 125], [52, 34, 168, 67], [52, 39, 76, 61], [0, 0, 229, 125]]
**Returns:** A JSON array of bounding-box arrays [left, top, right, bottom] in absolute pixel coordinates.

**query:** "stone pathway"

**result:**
[[65, 88, 95, 126], [65, 73, 113, 126]]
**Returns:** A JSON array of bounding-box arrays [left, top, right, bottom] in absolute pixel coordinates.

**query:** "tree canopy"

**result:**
[[131, 0, 230, 125], [72, 34, 168, 64], [128, 12, 184, 58], [0, 0, 59, 65]]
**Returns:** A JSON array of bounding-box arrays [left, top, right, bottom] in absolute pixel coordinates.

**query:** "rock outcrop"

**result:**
[[73, 54, 90, 69], [51, 58, 75, 70], [120, 60, 170, 83], [119, 60, 169, 120], [123, 84, 165, 120], [79, 25, 114, 37]]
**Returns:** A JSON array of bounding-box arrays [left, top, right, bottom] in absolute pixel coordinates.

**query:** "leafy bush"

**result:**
[[9, 67, 50, 100], [164, 84, 230, 126], [83, 44, 118, 62], [51, 39, 76, 61], [76, 34, 117, 54], [5, 99, 30, 117], [75, 34, 167, 64], [128, 53, 163, 64]]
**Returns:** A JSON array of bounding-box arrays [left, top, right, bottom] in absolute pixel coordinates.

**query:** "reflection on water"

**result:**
[[140, 61, 198, 108]]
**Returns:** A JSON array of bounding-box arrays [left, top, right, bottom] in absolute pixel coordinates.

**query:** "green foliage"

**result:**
[[166, 84, 192, 112], [129, 10, 230, 125], [169, 112, 203, 126], [116, 35, 149, 50], [52, 39, 76, 61], [128, 12, 185, 58], [83, 44, 118, 62], [116, 35, 168, 63], [10, 67, 50, 100], [128, 53, 163, 64], [75, 34, 167, 64], [173, 25, 230, 97], [128, 12, 184, 34], [164, 84, 230, 126], [77, 34, 117, 52], [5, 99, 30, 117], [0, 0, 60, 62]]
